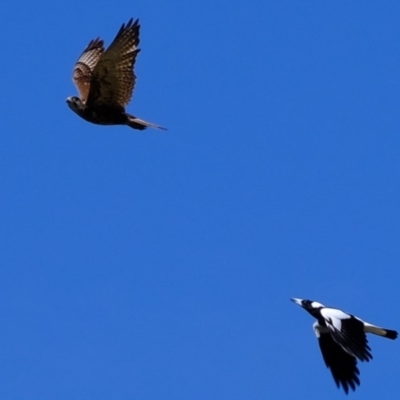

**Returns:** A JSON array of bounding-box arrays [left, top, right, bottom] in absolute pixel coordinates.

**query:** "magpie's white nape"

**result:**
[[291, 298, 398, 394]]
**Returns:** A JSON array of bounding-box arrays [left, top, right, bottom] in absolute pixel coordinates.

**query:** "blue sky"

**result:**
[[1, 1, 399, 398]]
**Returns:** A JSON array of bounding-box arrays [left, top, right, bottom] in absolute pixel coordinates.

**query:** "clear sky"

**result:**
[[1, 1, 399, 399]]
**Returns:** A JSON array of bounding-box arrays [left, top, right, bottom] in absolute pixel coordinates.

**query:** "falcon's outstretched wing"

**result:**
[[73, 38, 105, 103], [87, 18, 140, 108]]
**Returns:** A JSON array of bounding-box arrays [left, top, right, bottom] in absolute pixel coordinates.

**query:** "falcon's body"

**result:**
[[66, 18, 166, 130], [291, 298, 397, 394], [69, 101, 141, 128]]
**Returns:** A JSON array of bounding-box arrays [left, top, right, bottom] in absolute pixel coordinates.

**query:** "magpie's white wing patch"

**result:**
[[320, 308, 350, 325], [320, 308, 372, 361]]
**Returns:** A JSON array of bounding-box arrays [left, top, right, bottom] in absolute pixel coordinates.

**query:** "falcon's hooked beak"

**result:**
[[66, 96, 74, 108], [66, 96, 83, 114]]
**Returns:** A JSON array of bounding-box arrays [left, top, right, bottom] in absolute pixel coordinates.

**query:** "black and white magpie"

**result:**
[[291, 298, 397, 394]]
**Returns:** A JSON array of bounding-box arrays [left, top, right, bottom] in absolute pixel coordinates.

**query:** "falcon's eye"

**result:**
[[72, 97, 82, 106]]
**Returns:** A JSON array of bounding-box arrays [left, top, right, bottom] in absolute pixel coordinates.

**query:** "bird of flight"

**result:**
[[66, 18, 166, 130], [291, 298, 397, 394]]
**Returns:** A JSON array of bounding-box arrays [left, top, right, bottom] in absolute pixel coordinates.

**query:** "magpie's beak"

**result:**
[[291, 298, 303, 306]]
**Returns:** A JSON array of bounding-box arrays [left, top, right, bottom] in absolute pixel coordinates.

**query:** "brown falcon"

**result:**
[[66, 18, 166, 130]]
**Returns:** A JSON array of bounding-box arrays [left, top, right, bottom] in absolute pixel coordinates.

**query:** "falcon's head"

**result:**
[[66, 96, 85, 115]]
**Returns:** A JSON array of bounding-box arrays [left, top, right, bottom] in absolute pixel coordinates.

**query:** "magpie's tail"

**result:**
[[364, 323, 398, 340], [127, 114, 167, 131], [383, 329, 398, 340]]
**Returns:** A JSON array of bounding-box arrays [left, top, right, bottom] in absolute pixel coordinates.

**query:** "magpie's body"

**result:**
[[291, 298, 397, 394]]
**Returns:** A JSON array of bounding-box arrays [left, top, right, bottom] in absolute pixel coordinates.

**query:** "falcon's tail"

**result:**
[[127, 115, 167, 131]]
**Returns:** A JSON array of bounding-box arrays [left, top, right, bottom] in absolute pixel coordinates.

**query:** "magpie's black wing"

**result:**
[[321, 308, 372, 362], [318, 331, 360, 394]]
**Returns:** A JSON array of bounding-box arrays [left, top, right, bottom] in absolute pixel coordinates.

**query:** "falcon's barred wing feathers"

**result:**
[[87, 18, 140, 108], [72, 38, 105, 103]]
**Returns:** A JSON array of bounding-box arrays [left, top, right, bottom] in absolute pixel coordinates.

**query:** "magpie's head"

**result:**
[[291, 298, 325, 316]]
